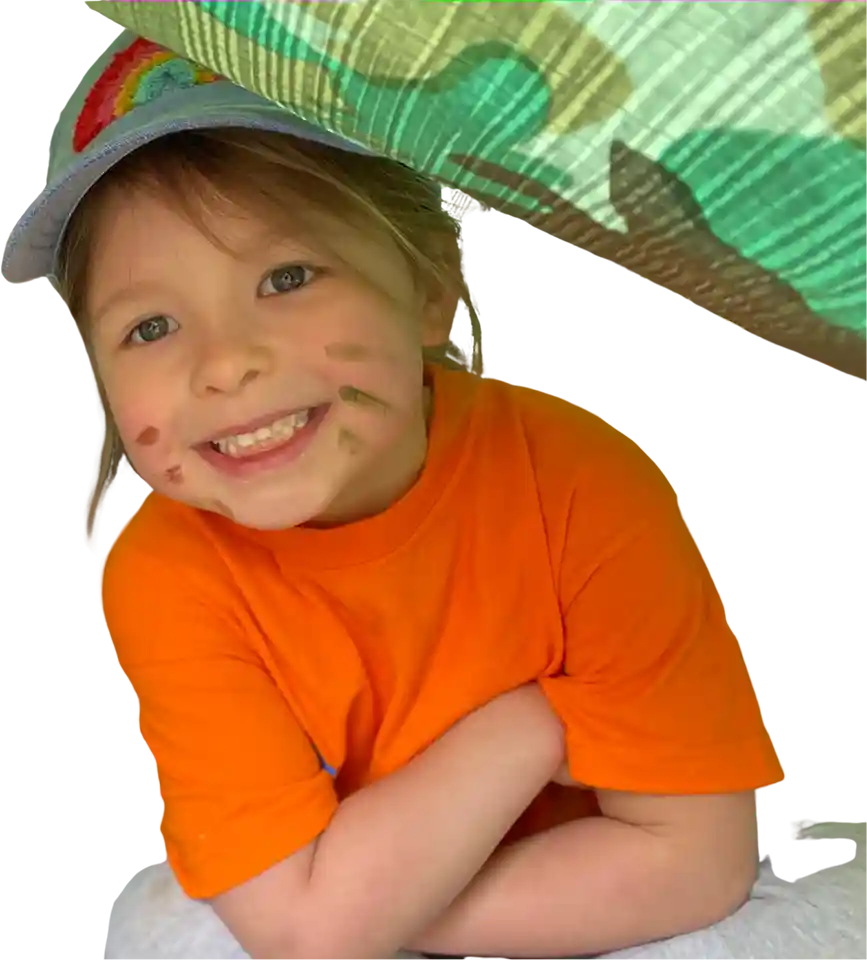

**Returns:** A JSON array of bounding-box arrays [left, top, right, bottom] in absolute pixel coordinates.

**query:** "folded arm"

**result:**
[[407, 787, 759, 959], [211, 683, 564, 959], [405, 437, 778, 957], [107, 534, 575, 960]]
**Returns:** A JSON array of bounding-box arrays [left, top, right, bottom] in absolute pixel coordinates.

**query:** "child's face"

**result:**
[[85, 185, 454, 530]]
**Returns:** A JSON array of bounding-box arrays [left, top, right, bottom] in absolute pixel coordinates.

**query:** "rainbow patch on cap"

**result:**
[[73, 37, 224, 153]]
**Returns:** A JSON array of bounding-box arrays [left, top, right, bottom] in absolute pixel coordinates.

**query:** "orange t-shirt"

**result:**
[[102, 361, 783, 899]]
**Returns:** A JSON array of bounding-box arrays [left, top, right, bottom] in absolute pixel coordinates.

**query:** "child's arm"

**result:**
[[405, 789, 758, 958], [402, 439, 778, 958], [211, 682, 563, 959]]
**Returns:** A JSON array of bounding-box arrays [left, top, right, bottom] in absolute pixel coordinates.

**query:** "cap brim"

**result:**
[[2, 88, 377, 284]]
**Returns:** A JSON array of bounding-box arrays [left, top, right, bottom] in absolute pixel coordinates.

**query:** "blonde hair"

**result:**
[[54, 128, 486, 538]]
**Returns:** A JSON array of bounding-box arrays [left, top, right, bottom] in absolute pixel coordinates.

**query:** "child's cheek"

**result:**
[[135, 425, 160, 447], [126, 422, 185, 487], [129, 423, 164, 468]]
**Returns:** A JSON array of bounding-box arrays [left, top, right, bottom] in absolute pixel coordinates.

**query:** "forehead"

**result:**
[[83, 180, 417, 321], [90, 183, 332, 262]]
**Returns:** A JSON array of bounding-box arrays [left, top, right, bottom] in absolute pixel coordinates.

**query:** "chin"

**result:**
[[203, 490, 342, 531], [227, 501, 329, 531], [167, 470, 356, 530]]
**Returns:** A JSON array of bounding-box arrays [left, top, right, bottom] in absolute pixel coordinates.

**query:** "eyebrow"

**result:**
[[90, 282, 173, 327], [89, 241, 327, 327], [218, 223, 322, 259]]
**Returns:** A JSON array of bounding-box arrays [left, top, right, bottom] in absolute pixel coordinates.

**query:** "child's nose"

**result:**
[[191, 339, 272, 396]]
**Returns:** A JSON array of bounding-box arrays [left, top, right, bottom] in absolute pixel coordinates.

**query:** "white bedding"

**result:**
[[106, 822, 865, 959]]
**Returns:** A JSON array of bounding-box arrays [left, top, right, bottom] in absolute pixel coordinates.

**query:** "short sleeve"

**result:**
[[539, 442, 784, 795], [102, 536, 339, 900]]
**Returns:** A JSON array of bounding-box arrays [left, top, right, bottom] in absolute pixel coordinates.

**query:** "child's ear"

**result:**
[[417, 234, 462, 347]]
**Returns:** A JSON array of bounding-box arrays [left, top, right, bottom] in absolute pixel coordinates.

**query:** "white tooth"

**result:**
[[211, 409, 314, 457]]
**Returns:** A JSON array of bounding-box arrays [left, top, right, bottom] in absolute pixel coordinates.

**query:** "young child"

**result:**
[[4, 31, 786, 960]]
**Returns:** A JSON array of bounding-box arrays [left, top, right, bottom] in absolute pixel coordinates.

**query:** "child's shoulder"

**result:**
[[483, 373, 657, 476], [496, 376, 610, 427], [101, 495, 252, 666], [472, 373, 676, 524], [103, 492, 229, 584]]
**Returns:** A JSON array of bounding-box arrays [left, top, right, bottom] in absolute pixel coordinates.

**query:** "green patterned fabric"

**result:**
[[89, 0, 866, 379]]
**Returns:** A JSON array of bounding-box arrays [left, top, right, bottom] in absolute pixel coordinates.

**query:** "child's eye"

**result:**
[[125, 314, 178, 347], [259, 264, 318, 297]]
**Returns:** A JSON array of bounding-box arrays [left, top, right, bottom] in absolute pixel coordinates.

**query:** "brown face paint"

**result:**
[[136, 426, 160, 446], [325, 342, 372, 361], [338, 427, 365, 456], [338, 385, 391, 411], [165, 465, 184, 484]]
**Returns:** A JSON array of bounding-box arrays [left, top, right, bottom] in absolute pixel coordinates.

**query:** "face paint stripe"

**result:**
[[338, 385, 390, 411], [325, 343, 371, 360], [338, 427, 364, 455]]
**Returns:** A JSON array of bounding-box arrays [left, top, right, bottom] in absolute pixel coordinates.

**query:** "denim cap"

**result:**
[[2, 29, 380, 284]]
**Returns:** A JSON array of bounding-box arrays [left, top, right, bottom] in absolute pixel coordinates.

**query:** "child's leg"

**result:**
[[104, 860, 428, 959]]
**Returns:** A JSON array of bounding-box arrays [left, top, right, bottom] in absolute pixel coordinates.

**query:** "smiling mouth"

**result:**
[[206, 407, 322, 458]]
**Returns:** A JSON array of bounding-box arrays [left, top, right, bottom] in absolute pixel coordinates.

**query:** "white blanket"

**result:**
[[106, 821, 867, 960]]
